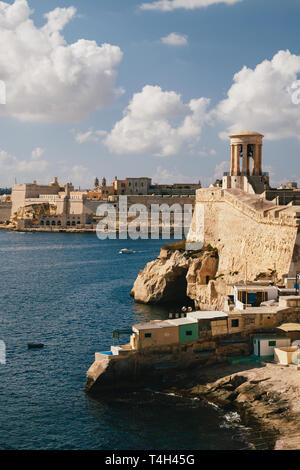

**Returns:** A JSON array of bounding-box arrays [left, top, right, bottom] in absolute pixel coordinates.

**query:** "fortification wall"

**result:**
[[188, 188, 300, 281]]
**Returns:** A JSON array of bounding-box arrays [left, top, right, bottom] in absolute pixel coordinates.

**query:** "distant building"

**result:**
[[90, 176, 201, 198]]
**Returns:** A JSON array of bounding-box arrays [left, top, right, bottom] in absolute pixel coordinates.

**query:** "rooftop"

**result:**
[[230, 131, 264, 137], [234, 306, 281, 315], [166, 317, 198, 326], [133, 320, 177, 331], [277, 323, 300, 332], [187, 311, 228, 321]]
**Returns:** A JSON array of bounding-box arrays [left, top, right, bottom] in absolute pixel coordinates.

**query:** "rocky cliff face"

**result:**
[[10, 203, 56, 228], [131, 245, 224, 308]]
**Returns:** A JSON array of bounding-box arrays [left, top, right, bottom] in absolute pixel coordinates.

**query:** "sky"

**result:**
[[0, 0, 300, 189]]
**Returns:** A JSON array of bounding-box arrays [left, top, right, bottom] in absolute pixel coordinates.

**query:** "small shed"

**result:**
[[234, 285, 278, 309], [187, 311, 228, 336], [167, 317, 199, 343], [132, 320, 179, 350], [276, 323, 300, 343], [253, 335, 290, 358], [279, 296, 300, 309]]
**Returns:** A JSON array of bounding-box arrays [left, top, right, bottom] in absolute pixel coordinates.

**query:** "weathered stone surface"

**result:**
[[180, 362, 300, 450], [130, 250, 191, 304], [131, 248, 219, 305]]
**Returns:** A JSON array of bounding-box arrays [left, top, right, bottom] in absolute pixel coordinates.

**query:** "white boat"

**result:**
[[119, 248, 135, 254]]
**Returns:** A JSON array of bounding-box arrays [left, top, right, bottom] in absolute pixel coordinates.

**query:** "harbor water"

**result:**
[[0, 231, 253, 450]]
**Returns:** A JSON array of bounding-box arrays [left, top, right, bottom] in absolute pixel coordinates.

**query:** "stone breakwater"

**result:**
[[171, 362, 300, 450]]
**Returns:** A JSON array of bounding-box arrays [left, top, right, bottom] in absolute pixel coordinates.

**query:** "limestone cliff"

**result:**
[[131, 243, 222, 307]]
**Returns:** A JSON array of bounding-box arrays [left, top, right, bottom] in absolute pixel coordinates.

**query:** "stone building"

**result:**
[[90, 176, 201, 198], [10, 178, 95, 229]]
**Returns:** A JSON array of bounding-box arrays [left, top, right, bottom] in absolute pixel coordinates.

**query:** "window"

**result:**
[[186, 330, 193, 336], [269, 341, 276, 347], [144, 333, 152, 338], [231, 319, 239, 328]]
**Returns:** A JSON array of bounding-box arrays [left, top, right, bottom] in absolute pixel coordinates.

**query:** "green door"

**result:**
[[179, 323, 198, 343]]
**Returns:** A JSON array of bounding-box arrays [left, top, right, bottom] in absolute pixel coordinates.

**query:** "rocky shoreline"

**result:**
[[164, 361, 300, 450]]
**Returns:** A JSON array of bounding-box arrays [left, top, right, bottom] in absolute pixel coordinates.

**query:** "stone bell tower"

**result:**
[[223, 131, 269, 194]]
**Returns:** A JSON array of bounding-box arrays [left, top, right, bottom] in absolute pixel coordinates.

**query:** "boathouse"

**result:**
[[253, 335, 290, 358]]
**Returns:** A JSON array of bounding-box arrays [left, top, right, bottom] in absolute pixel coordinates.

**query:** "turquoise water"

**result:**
[[0, 232, 252, 450]]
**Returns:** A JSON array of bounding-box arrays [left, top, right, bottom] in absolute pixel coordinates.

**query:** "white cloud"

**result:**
[[140, 0, 242, 12], [161, 33, 188, 46], [216, 50, 300, 141], [214, 160, 229, 179], [74, 128, 107, 144], [69, 165, 93, 187], [0, 0, 123, 123], [31, 147, 45, 160], [104, 85, 210, 156], [0, 147, 48, 182], [153, 166, 200, 184]]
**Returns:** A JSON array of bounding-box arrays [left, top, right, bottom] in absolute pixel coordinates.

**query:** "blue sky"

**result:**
[[0, 0, 299, 188]]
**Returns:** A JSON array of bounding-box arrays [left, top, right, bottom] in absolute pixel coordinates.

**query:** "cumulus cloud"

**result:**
[[31, 147, 45, 160], [0, 0, 123, 122], [161, 33, 188, 46], [0, 147, 48, 182], [68, 165, 93, 187], [74, 128, 107, 144], [140, 0, 242, 12], [214, 160, 229, 179], [104, 85, 210, 156], [216, 50, 300, 140], [153, 166, 200, 184]]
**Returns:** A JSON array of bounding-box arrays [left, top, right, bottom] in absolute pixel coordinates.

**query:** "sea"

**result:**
[[0, 231, 255, 450]]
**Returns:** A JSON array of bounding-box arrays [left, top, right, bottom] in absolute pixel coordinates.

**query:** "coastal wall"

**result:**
[[86, 337, 250, 394]]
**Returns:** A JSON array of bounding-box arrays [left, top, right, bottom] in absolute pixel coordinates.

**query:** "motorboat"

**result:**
[[119, 248, 135, 254]]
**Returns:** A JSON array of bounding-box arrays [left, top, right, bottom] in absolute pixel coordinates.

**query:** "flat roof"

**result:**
[[166, 318, 198, 326], [133, 321, 177, 331], [187, 311, 228, 321], [234, 306, 280, 314], [235, 285, 277, 292], [277, 323, 300, 332], [280, 296, 300, 301], [253, 335, 288, 341]]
